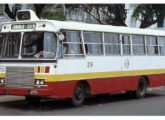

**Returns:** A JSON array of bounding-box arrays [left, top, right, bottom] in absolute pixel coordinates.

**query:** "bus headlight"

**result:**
[[0, 78, 5, 84], [35, 79, 45, 85]]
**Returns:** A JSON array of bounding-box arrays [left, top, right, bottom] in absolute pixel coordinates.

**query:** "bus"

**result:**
[[0, 9, 165, 107]]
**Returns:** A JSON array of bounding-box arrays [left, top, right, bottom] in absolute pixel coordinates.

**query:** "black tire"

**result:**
[[133, 78, 148, 99], [71, 82, 85, 107], [25, 96, 41, 104]]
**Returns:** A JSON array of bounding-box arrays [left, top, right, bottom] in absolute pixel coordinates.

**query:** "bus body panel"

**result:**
[[1, 56, 165, 98]]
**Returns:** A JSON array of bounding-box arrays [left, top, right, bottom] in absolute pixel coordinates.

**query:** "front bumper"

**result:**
[[0, 87, 53, 97]]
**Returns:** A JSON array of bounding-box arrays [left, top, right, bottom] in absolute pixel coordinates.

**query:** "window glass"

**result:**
[[62, 31, 83, 58], [104, 33, 119, 44], [159, 36, 165, 55], [132, 35, 145, 55], [146, 36, 158, 55], [104, 33, 120, 55], [84, 32, 102, 43], [1, 33, 21, 58], [22, 32, 57, 59], [83, 32, 102, 55], [122, 35, 130, 55], [0, 34, 3, 57]]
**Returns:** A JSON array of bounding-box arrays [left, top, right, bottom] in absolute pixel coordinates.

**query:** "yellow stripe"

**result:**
[[45, 68, 165, 82], [34, 66, 38, 73], [40, 66, 45, 73], [0, 73, 5, 77], [1, 68, 165, 82]]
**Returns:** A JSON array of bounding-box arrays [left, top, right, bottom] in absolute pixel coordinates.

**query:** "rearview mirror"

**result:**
[[58, 33, 65, 41]]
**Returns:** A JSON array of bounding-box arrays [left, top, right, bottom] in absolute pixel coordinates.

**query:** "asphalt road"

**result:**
[[0, 87, 165, 116]]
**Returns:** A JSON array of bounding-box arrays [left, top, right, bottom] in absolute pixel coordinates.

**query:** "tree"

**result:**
[[41, 4, 66, 21], [132, 4, 165, 28], [34, 4, 46, 18], [4, 4, 46, 19], [4, 4, 66, 21], [65, 4, 127, 26]]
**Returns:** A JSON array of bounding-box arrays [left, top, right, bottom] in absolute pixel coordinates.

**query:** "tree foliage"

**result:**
[[41, 9, 65, 21], [40, 4, 66, 21], [132, 4, 165, 28], [4, 4, 66, 21], [65, 4, 127, 26]]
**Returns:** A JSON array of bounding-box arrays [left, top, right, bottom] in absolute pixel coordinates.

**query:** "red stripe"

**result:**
[[37, 66, 40, 73], [45, 66, 50, 73]]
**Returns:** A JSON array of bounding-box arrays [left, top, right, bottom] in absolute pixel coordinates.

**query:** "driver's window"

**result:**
[[22, 32, 56, 59]]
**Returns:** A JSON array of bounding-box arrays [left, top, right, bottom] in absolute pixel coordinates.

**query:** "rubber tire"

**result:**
[[25, 96, 41, 105], [71, 83, 85, 107], [133, 78, 148, 99]]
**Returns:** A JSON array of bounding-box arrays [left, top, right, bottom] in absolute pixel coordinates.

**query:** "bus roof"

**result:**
[[49, 20, 165, 36], [0, 9, 165, 36]]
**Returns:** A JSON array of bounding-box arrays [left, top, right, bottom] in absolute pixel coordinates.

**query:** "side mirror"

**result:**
[[58, 33, 65, 41]]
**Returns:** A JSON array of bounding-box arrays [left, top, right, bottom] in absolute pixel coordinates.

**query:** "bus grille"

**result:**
[[5, 67, 34, 88]]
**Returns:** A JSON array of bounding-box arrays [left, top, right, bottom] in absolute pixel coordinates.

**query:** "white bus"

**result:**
[[0, 10, 165, 106]]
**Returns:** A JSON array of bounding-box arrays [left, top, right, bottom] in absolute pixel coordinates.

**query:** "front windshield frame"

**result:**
[[0, 31, 58, 61], [21, 31, 57, 60]]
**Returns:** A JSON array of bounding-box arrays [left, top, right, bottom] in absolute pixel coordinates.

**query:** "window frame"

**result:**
[[131, 34, 146, 55], [146, 35, 159, 56], [83, 31, 103, 56], [121, 34, 131, 56], [21, 31, 57, 59], [103, 32, 121, 56], [61, 30, 85, 58]]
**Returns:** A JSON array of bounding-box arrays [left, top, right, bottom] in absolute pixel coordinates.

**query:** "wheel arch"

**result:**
[[141, 76, 150, 87], [76, 80, 91, 96]]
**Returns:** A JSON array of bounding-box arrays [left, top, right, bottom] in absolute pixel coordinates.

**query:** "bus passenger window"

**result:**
[[0, 34, 3, 57], [158, 36, 165, 55], [83, 32, 102, 55], [104, 33, 120, 55], [132, 35, 145, 55], [122, 35, 131, 55], [62, 31, 84, 58], [146, 36, 158, 55]]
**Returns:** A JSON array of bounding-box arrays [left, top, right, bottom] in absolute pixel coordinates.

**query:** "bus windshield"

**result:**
[[0, 33, 21, 58], [22, 32, 57, 59]]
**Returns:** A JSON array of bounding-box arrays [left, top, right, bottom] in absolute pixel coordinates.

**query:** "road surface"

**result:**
[[0, 87, 165, 116]]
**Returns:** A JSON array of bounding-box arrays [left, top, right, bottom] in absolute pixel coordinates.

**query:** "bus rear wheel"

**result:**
[[25, 96, 41, 104], [71, 82, 85, 107], [133, 77, 148, 99]]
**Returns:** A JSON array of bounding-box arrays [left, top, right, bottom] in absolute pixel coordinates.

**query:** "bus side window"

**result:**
[[146, 36, 158, 55], [158, 36, 165, 55], [132, 35, 145, 55], [0, 34, 3, 57], [122, 35, 131, 55], [62, 31, 84, 58], [104, 33, 120, 55], [83, 32, 102, 55]]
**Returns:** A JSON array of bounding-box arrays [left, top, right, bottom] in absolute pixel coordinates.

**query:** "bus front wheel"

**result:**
[[134, 77, 148, 99], [71, 82, 85, 107]]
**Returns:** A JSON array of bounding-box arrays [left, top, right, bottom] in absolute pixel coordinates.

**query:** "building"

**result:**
[[0, 4, 165, 29]]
